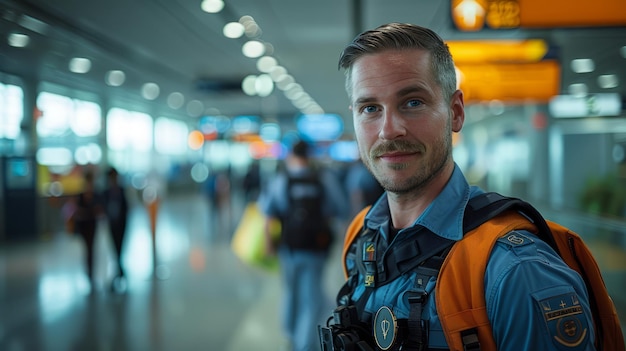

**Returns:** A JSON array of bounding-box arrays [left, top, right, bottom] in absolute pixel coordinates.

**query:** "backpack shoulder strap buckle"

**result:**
[[461, 328, 481, 351]]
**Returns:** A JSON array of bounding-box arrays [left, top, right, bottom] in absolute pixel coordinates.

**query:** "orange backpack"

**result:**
[[342, 193, 625, 351]]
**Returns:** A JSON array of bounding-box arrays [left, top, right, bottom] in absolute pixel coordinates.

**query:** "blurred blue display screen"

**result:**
[[296, 113, 343, 142], [329, 140, 359, 162]]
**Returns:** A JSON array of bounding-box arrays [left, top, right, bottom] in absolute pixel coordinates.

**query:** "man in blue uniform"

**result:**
[[331, 22, 596, 350]]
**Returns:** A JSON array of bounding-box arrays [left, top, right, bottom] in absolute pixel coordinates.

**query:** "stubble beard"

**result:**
[[361, 131, 452, 196]]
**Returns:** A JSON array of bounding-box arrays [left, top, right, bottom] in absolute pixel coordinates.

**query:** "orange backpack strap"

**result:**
[[436, 211, 536, 351], [342, 206, 371, 279]]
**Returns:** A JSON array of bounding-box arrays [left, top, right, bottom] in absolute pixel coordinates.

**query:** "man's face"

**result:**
[[349, 49, 464, 194]]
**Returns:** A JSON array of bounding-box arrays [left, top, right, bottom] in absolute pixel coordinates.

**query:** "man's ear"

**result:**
[[450, 90, 465, 132]]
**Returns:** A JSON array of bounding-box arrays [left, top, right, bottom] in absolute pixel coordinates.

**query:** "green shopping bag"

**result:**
[[231, 202, 281, 272]]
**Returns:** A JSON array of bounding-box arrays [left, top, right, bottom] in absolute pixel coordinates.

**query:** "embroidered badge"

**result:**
[[539, 292, 589, 349], [363, 241, 376, 261], [506, 233, 525, 245], [497, 231, 533, 248], [363, 241, 377, 287], [374, 306, 397, 350]]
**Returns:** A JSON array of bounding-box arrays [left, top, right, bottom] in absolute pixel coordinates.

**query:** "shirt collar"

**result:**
[[365, 163, 481, 241]]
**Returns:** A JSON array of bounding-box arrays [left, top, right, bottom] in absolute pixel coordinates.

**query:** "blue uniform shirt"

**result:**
[[346, 163, 596, 350]]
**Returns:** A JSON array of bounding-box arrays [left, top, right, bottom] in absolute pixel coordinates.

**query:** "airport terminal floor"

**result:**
[[1, 189, 626, 350], [0, 189, 347, 351]]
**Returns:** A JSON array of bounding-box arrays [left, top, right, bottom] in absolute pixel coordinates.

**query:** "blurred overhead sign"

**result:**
[[519, 0, 626, 27], [447, 40, 559, 102], [447, 39, 549, 63], [458, 61, 560, 103], [549, 93, 623, 118], [452, 0, 626, 31]]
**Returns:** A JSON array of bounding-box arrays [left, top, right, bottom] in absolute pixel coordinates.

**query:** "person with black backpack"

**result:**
[[258, 140, 348, 351], [316, 22, 624, 351]]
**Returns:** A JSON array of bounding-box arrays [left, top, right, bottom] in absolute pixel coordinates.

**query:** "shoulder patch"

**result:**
[[536, 292, 590, 350], [496, 230, 534, 248]]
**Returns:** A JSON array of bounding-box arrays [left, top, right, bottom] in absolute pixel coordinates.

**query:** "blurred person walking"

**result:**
[[258, 140, 348, 351], [102, 167, 129, 292], [72, 170, 101, 290]]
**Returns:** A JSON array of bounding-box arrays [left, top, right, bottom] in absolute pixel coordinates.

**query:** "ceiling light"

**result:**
[[167, 92, 185, 109], [223, 22, 244, 39], [242, 40, 265, 58], [284, 84, 303, 100], [69, 57, 91, 74], [269, 66, 287, 81], [239, 16, 254, 26], [255, 74, 274, 97], [186, 100, 204, 117], [568, 83, 588, 97], [141, 82, 160, 100], [105, 70, 125, 86], [239, 16, 261, 38], [201, 0, 224, 13], [243, 22, 262, 38], [242, 75, 257, 96], [570, 58, 595, 73], [7, 33, 29, 47], [598, 74, 619, 89], [257, 56, 277, 73], [275, 75, 295, 90], [18, 15, 48, 34]]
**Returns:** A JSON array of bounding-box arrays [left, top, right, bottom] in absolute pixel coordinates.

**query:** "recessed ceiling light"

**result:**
[[167, 92, 185, 109], [242, 75, 257, 96], [269, 66, 287, 81], [7, 33, 29, 47], [255, 74, 274, 97], [276, 75, 295, 90], [141, 82, 160, 100], [239, 16, 261, 38], [570, 58, 594, 73], [186, 100, 204, 117], [105, 70, 125, 86], [242, 40, 265, 58], [598, 74, 619, 89], [257, 56, 277, 73], [18, 15, 48, 34], [568, 83, 588, 97], [69, 57, 91, 74], [223, 22, 244, 39], [201, 0, 224, 13]]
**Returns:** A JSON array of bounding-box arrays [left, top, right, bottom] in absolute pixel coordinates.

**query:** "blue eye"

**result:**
[[363, 105, 378, 113], [407, 99, 422, 107]]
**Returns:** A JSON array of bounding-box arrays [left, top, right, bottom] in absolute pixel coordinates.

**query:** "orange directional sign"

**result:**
[[445, 39, 559, 102], [451, 0, 488, 31], [457, 61, 560, 103], [447, 39, 549, 63], [452, 0, 626, 30], [520, 0, 626, 27]]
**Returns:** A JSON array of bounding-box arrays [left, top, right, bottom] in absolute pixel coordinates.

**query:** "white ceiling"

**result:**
[[1, 0, 625, 127]]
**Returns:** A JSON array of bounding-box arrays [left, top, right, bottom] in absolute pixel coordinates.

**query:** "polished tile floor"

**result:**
[[0, 192, 345, 351], [1, 191, 625, 350]]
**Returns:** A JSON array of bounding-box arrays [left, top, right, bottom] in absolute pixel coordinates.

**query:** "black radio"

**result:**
[[318, 305, 375, 351]]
